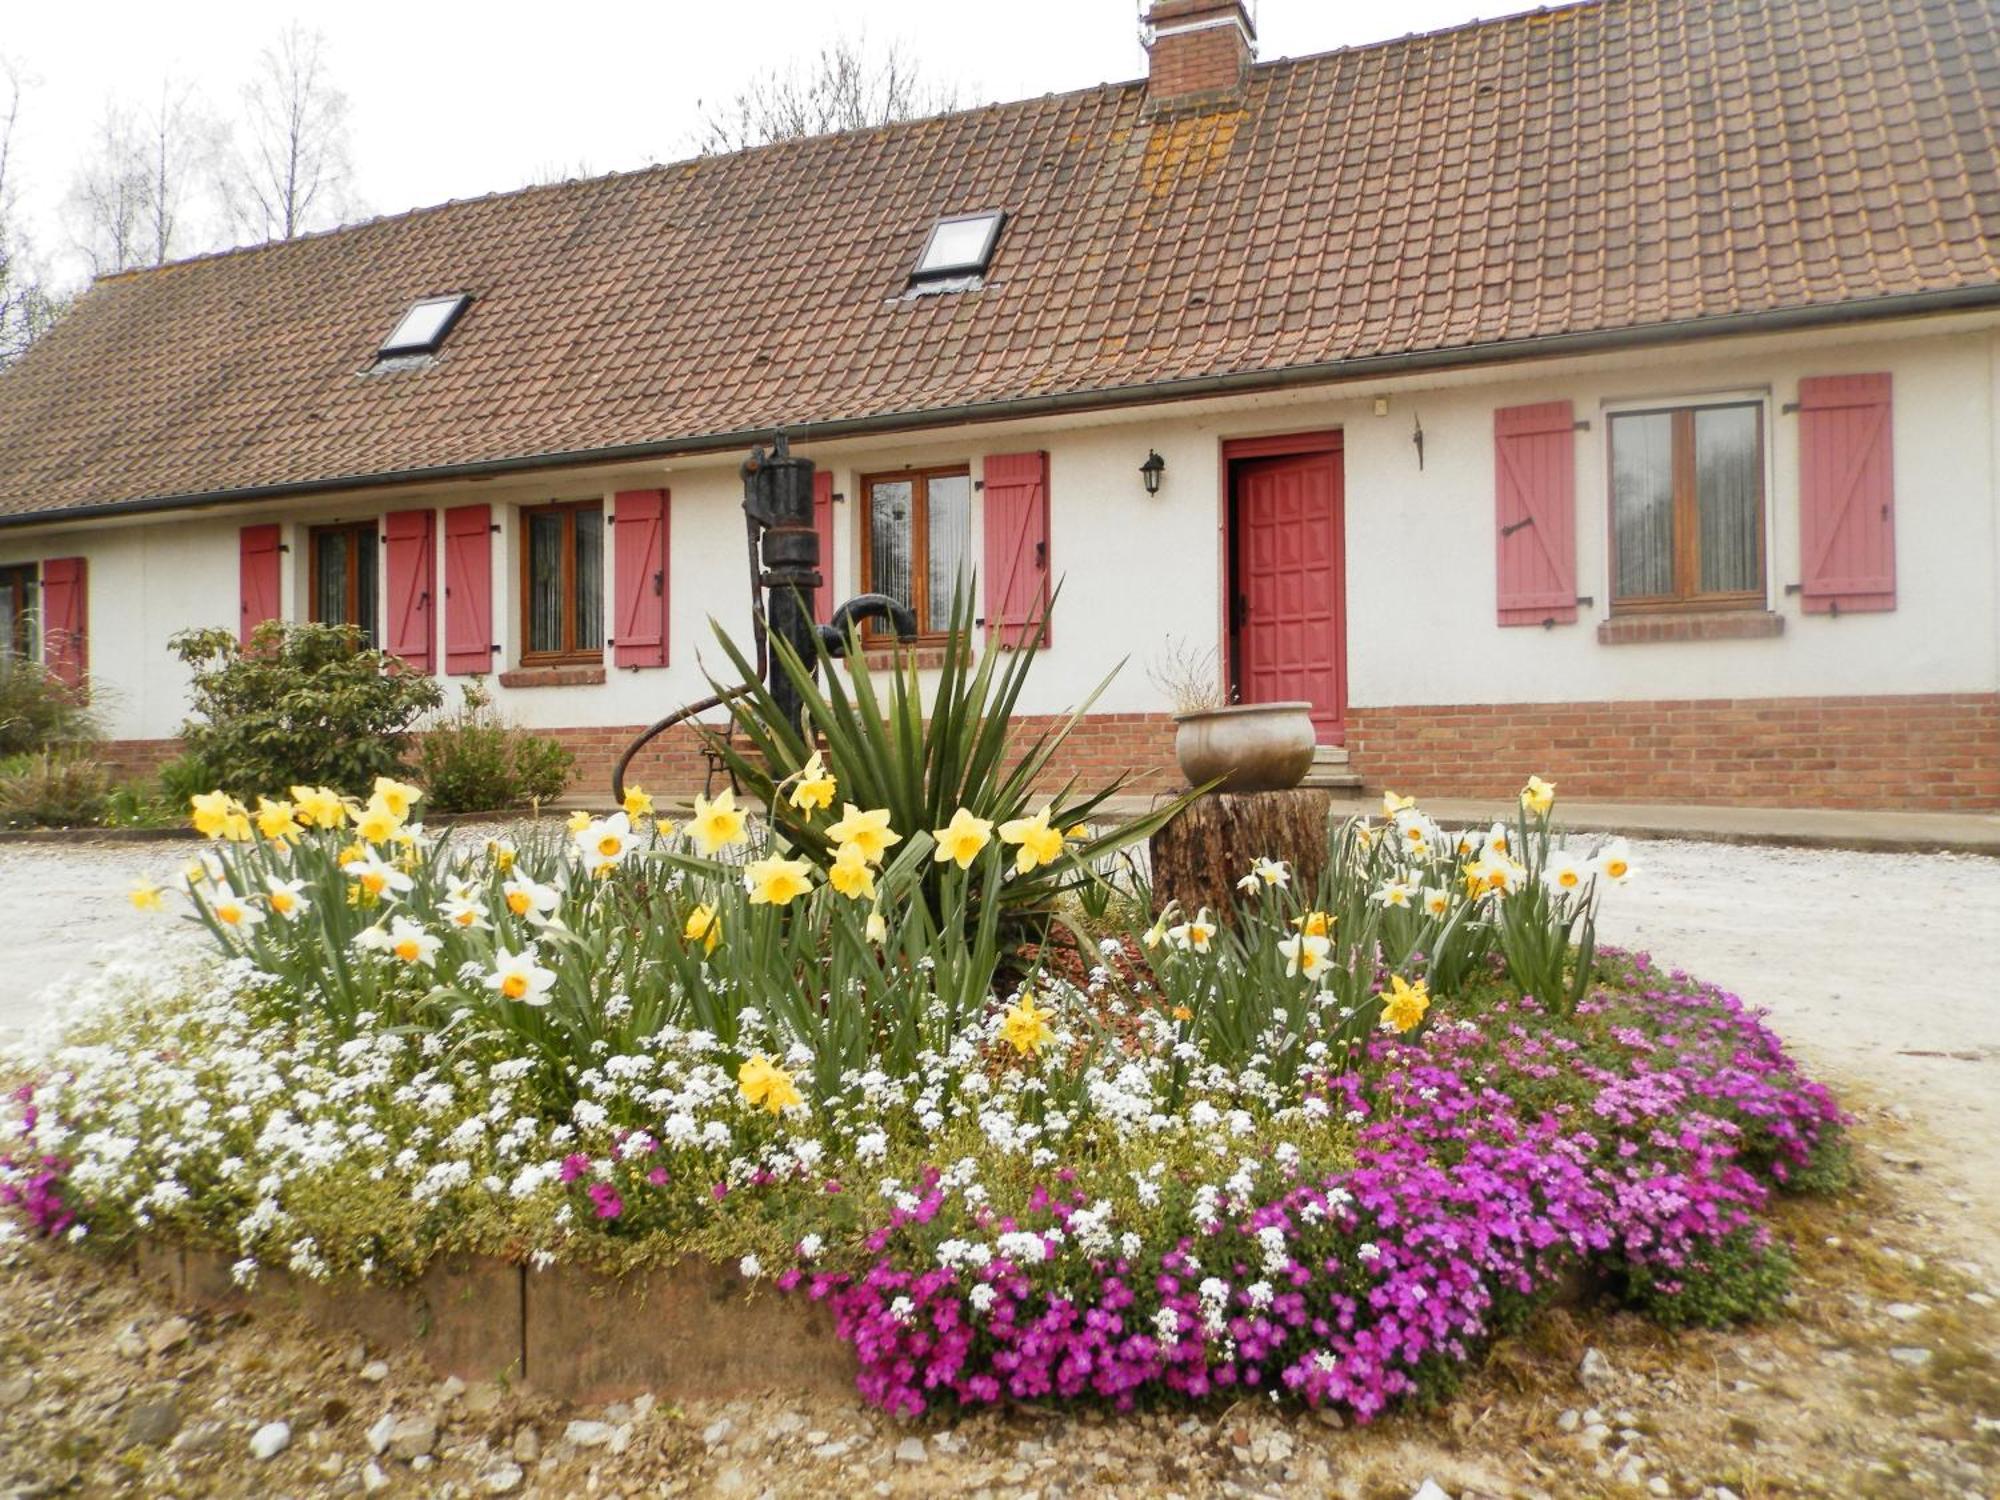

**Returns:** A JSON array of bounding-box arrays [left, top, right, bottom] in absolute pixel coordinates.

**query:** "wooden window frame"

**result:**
[[308, 522, 380, 646], [0, 563, 36, 659], [859, 465, 972, 642], [1607, 401, 1767, 615], [519, 499, 606, 665]]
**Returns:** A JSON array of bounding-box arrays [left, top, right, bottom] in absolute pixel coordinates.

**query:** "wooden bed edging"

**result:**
[[133, 1241, 854, 1404]]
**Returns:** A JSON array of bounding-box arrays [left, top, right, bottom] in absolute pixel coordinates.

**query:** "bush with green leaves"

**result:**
[[415, 680, 575, 813], [0, 653, 97, 755], [170, 622, 443, 800]]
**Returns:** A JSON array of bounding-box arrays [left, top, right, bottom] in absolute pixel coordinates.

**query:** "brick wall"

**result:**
[[1347, 692, 2000, 812]]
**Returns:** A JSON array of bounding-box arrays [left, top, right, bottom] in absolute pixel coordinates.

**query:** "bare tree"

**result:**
[[693, 34, 959, 154], [0, 59, 63, 363], [64, 104, 148, 275], [67, 80, 225, 275], [225, 23, 355, 241]]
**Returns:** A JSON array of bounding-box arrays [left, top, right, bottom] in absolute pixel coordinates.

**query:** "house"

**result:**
[[0, 0, 1995, 811]]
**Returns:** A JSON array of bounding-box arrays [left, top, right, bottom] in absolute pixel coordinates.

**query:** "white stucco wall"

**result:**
[[3, 312, 1994, 743]]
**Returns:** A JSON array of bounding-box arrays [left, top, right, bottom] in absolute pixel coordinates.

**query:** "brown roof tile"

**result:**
[[0, 0, 1996, 521]]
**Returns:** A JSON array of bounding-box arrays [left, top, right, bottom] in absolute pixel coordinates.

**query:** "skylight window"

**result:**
[[379, 294, 470, 357], [913, 212, 1004, 280]]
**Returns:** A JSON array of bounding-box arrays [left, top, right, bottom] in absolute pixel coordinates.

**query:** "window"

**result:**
[[1608, 402, 1765, 610], [309, 523, 380, 646], [0, 564, 34, 658], [861, 468, 972, 637], [913, 212, 1004, 280], [521, 501, 605, 662], [379, 294, 470, 357]]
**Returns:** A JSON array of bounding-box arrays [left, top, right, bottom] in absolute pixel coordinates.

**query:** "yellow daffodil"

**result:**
[[1065, 823, 1090, 841], [998, 804, 1065, 874], [190, 790, 251, 842], [737, 1054, 802, 1115], [864, 907, 888, 945], [336, 842, 367, 868], [932, 806, 994, 870], [1520, 775, 1556, 818], [788, 751, 836, 814], [683, 902, 722, 953], [566, 808, 593, 834], [1141, 904, 1176, 950], [999, 994, 1055, 1057], [745, 854, 814, 906], [652, 818, 676, 842], [289, 785, 348, 830], [1381, 790, 1416, 817], [1380, 974, 1431, 1033], [485, 837, 518, 872], [1291, 909, 1333, 938], [129, 882, 164, 912], [1593, 839, 1635, 884], [372, 776, 424, 821], [689, 789, 749, 856], [622, 784, 654, 819], [254, 797, 301, 843], [827, 840, 877, 901], [356, 800, 402, 845], [826, 803, 901, 865], [1277, 931, 1332, 980]]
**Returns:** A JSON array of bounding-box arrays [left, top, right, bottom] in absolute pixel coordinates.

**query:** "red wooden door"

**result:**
[[1230, 447, 1345, 744]]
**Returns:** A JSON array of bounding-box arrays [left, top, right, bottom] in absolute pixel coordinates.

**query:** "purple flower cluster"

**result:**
[[800, 955, 1843, 1419], [0, 1085, 76, 1240]]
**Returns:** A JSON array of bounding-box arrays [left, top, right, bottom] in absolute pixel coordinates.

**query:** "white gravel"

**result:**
[[2, 832, 1994, 1232]]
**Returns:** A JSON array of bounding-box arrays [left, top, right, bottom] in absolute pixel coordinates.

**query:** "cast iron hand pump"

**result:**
[[611, 433, 916, 803]]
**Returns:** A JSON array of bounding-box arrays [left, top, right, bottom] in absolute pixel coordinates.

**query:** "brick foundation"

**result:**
[[1346, 692, 2000, 812]]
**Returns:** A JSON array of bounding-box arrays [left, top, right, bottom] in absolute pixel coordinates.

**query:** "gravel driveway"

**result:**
[[3, 833, 1994, 1232]]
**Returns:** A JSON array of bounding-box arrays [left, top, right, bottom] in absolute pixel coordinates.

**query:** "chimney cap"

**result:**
[[1143, 0, 1256, 116]]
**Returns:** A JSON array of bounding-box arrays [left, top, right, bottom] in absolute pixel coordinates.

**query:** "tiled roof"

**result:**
[[1, 0, 1996, 521]]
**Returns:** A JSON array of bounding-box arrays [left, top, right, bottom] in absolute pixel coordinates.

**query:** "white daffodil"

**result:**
[[501, 876, 561, 922], [440, 887, 491, 931], [1371, 877, 1420, 909], [576, 812, 640, 875], [1246, 857, 1289, 890], [263, 877, 310, 920], [1421, 886, 1452, 918], [1167, 908, 1216, 953], [357, 916, 441, 967], [1593, 839, 1636, 885], [1541, 852, 1591, 899], [347, 852, 414, 901], [1277, 931, 1332, 980], [209, 888, 265, 930], [485, 948, 557, 1006]]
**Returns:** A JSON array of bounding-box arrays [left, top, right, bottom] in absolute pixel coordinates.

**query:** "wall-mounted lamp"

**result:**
[[1140, 449, 1166, 496]]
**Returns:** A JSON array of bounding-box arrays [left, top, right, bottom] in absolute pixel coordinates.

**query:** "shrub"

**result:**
[[170, 622, 443, 800], [415, 681, 576, 813], [0, 654, 97, 755], [0, 750, 112, 827], [156, 750, 220, 811]]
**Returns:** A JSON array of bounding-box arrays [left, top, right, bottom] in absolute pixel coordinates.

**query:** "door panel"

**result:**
[[1230, 447, 1345, 744]]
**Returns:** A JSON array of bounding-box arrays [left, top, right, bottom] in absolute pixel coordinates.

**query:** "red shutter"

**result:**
[[982, 451, 1051, 648], [811, 469, 836, 622], [612, 488, 669, 668], [383, 509, 435, 672], [442, 504, 493, 674], [40, 556, 86, 688], [238, 524, 282, 645], [1494, 401, 1578, 626], [1798, 373, 1895, 614]]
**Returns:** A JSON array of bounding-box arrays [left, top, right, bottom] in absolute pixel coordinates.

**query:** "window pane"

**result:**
[[0, 573, 28, 656], [925, 473, 972, 629], [354, 530, 380, 647], [1695, 406, 1761, 595], [573, 507, 604, 652], [529, 512, 564, 654], [869, 480, 914, 620], [313, 531, 351, 624], [1610, 412, 1676, 599]]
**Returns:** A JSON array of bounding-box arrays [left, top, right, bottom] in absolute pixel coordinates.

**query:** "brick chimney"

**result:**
[[1144, 0, 1256, 115]]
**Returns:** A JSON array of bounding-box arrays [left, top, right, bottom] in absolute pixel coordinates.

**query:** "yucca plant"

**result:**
[[702, 584, 1193, 943]]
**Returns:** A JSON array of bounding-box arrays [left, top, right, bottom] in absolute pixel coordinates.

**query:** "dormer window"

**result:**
[[913, 212, 1004, 281], [379, 294, 470, 357]]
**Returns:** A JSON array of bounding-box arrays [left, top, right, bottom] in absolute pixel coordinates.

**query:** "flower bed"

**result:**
[[0, 617, 1848, 1423]]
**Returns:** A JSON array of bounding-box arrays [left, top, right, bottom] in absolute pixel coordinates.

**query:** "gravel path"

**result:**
[[3, 832, 1994, 1233]]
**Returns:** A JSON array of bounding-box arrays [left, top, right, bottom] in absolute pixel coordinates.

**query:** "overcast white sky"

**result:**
[[5, 0, 1508, 287]]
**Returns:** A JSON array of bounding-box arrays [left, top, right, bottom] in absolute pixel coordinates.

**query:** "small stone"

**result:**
[[1411, 1481, 1452, 1500], [362, 1461, 391, 1494], [250, 1421, 292, 1460], [387, 1413, 438, 1460], [114, 1324, 147, 1360], [565, 1419, 614, 1448], [172, 1419, 229, 1457], [359, 1360, 391, 1384], [410, 1454, 433, 1472], [464, 1381, 503, 1417], [1889, 1347, 1933, 1368], [702, 1417, 735, 1449], [1578, 1347, 1615, 1390], [895, 1437, 927, 1464], [480, 1462, 525, 1494], [437, 1375, 467, 1402], [147, 1317, 194, 1356], [632, 1392, 656, 1422], [511, 1425, 540, 1463], [608, 1424, 632, 1455], [366, 1413, 398, 1455], [345, 1342, 369, 1371], [122, 1395, 182, 1448], [1646, 1480, 1670, 1497], [315, 1455, 345, 1479], [0, 1372, 35, 1407], [1556, 1409, 1580, 1433], [1313, 1407, 1344, 1429], [1713, 1488, 1742, 1500], [1884, 1302, 1924, 1321]]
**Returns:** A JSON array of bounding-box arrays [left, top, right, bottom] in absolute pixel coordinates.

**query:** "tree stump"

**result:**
[[1147, 789, 1335, 918]]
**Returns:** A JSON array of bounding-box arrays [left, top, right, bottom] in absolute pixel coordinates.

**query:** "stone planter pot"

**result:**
[[1172, 702, 1317, 794]]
